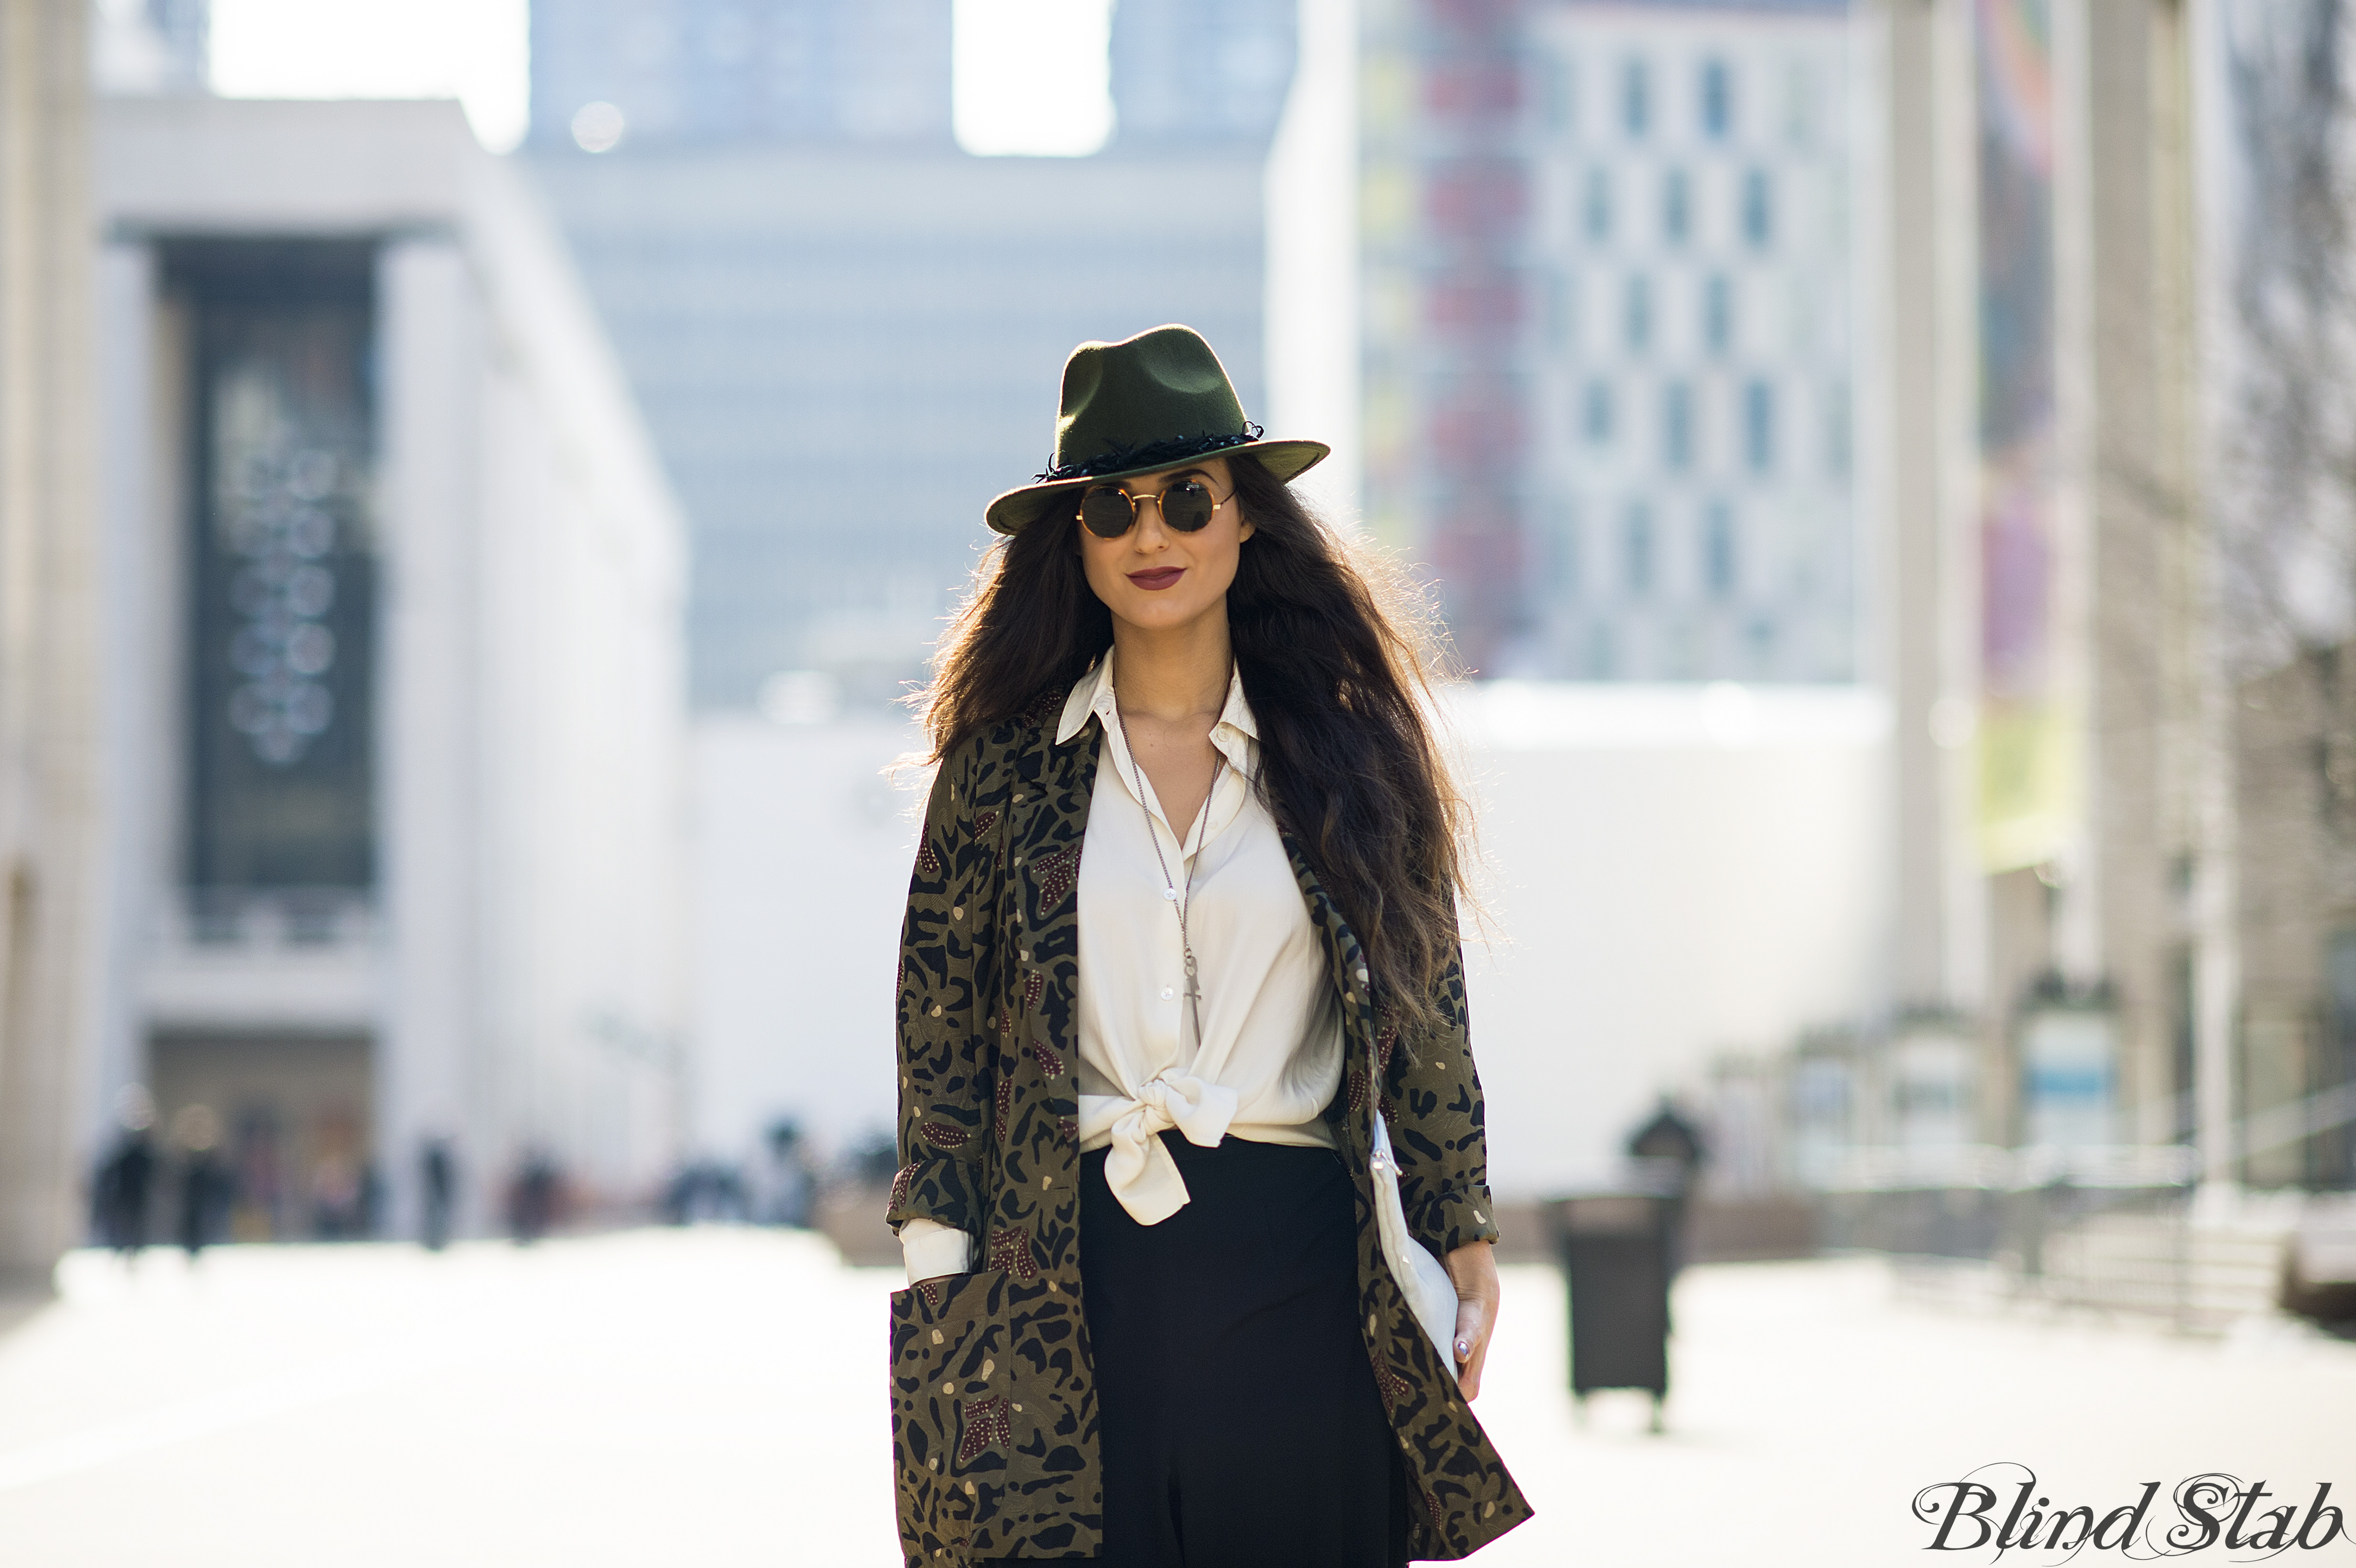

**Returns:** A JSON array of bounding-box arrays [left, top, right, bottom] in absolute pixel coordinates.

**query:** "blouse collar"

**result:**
[[1056, 647, 1259, 758]]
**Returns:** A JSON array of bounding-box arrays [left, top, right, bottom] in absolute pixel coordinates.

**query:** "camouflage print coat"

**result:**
[[887, 691, 1533, 1565]]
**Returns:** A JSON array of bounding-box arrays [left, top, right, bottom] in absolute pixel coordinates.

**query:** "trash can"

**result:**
[[1549, 1191, 1671, 1430]]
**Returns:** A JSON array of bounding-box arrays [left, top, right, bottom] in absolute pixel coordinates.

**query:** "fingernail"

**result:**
[[1454, 1337, 1472, 1359]]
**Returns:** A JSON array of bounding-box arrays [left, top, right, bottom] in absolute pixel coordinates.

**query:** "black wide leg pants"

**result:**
[[1014, 1132, 1412, 1568]]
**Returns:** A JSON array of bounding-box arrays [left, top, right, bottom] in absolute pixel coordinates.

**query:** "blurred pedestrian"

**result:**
[[508, 1151, 559, 1244], [420, 1138, 456, 1251], [661, 1162, 696, 1226], [764, 1119, 812, 1229], [1626, 1096, 1708, 1278], [1626, 1096, 1705, 1179], [171, 1104, 231, 1259], [310, 1152, 363, 1239], [889, 326, 1529, 1564], [93, 1085, 158, 1257]]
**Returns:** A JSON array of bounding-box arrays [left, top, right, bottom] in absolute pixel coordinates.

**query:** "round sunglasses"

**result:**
[[1077, 476, 1230, 539]]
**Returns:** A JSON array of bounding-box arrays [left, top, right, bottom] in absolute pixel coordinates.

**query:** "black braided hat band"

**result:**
[[1033, 422, 1265, 484]]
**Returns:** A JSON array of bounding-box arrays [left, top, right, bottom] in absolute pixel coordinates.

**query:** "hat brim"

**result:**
[[983, 439, 1331, 536]]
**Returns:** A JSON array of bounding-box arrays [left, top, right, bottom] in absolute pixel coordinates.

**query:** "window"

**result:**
[[1663, 382, 1693, 471], [1544, 54, 1575, 132], [1622, 58, 1649, 136], [1548, 270, 1577, 350], [1583, 167, 1612, 241], [1582, 380, 1615, 445], [1663, 168, 1690, 245], [1785, 60, 1814, 146], [1704, 501, 1735, 596], [1623, 275, 1651, 351], [1704, 273, 1733, 355], [1742, 168, 1773, 248], [1552, 501, 1582, 594], [1744, 380, 1775, 470], [1701, 59, 1730, 139], [1624, 501, 1654, 594]]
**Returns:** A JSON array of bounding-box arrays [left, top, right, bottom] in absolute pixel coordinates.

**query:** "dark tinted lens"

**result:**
[[1161, 481, 1216, 531], [1079, 487, 1134, 537]]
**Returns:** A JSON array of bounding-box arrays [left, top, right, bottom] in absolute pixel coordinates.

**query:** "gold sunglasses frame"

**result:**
[[1075, 475, 1234, 538]]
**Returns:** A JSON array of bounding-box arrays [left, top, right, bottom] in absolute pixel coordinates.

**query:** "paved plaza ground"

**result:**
[[0, 1229, 2347, 1566]]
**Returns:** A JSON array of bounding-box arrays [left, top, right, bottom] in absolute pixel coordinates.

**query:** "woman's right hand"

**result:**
[[1442, 1239, 1500, 1399]]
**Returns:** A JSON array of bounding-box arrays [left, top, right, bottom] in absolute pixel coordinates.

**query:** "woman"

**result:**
[[888, 325, 1529, 1567]]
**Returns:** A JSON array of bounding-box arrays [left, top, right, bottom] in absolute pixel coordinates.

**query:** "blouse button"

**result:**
[[1160, 987, 1174, 1001]]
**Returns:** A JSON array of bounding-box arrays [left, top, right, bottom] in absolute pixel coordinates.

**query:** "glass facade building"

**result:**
[[1361, 0, 1856, 682], [526, 0, 1298, 709]]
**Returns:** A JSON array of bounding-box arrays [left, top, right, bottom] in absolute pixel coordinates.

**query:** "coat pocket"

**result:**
[[888, 1269, 1007, 1564]]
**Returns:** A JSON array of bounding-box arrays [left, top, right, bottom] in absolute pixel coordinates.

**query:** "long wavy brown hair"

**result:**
[[922, 455, 1474, 1043]]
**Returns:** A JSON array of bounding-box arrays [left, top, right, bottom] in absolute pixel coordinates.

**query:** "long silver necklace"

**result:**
[[1113, 696, 1225, 1052]]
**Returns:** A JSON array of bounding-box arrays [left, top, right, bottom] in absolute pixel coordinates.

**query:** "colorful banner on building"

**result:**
[[1973, 0, 2080, 871]]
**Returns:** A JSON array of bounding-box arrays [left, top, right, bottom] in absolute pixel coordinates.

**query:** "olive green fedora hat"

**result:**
[[984, 324, 1330, 535]]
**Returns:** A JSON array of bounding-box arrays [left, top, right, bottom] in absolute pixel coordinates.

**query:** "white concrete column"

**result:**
[[84, 239, 160, 1165], [0, 0, 101, 1285], [2183, 0, 2240, 1205], [1928, 0, 1988, 1017], [1864, 0, 1956, 1015], [375, 236, 486, 1241], [1263, 0, 1360, 527], [2045, 0, 2105, 991]]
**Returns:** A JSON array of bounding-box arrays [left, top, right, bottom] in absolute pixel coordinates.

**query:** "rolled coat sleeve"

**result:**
[[1385, 939, 1503, 1260], [886, 745, 994, 1248]]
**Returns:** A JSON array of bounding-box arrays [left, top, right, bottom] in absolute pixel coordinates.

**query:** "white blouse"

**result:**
[[901, 651, 1343, 1282]]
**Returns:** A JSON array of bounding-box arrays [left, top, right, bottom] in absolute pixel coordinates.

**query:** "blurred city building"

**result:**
[[85, 97, 690, 1243], [0, 0, 104, 1289], [1867, 0, 2207, 1171], [1674, 0, 2201, 1214], [2202, 3, 2356, 1201], [1713, 0, 2356, 1322], [1359, 0, 1857, 680], [90, 0, 209, 96], [2236, 660, 2356, 1193], [523, 0, 1297, 711]]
